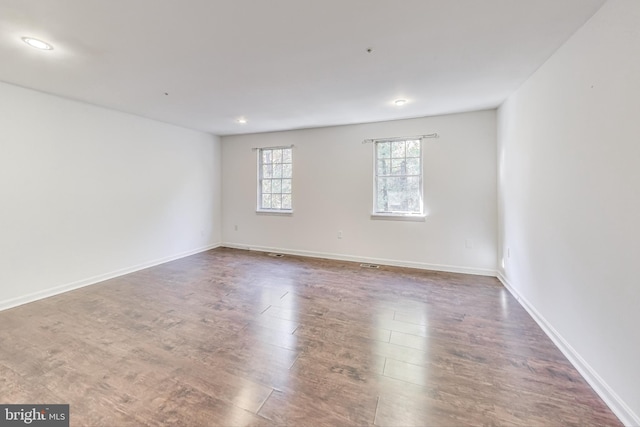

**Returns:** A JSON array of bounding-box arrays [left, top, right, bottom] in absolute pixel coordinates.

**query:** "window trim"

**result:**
[[256, 145, 293, 214], [372, 137, 425, 219], [370, 212, 426, 221]]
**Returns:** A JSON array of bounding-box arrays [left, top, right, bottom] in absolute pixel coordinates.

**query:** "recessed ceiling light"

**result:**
[[22, 37, 53, 50], [237, 118, 247, 124], [394, 99, 407, 106]]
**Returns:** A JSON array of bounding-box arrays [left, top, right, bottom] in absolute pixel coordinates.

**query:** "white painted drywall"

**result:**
[[0, 81, 222, 308], [497, 1, 640, 424], [222, 111, 497, 275]]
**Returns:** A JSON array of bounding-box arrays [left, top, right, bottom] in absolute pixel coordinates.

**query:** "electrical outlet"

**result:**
[[338, 230, 343, 239], [234, 225, 238, 231], [465, 239, 473, 249]]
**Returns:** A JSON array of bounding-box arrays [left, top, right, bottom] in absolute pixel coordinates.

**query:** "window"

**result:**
[[258, 146, 293, 212], [373, 138, 423, 216]]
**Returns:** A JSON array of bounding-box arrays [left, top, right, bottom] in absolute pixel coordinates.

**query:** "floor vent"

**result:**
[[267, 253, 285, 258], [360, 263, 380, 269]]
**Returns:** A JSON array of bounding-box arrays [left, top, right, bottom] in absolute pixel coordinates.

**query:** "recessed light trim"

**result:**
[[394, 99, 407, 106], [22, 37, 53, 50], [236, 118, 247, 124]]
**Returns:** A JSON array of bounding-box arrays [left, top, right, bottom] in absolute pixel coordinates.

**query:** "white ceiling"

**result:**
[[0, 0, 605, 135]]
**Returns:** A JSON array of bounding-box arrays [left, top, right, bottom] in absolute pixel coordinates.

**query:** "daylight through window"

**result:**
[[374, 139, 423, 215], [258, 147, 292, 211]]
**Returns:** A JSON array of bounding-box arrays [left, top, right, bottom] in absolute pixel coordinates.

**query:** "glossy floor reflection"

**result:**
[[0, 248, 621, 426]]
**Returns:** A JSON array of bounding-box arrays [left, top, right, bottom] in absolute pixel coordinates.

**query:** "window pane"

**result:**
[[262, 165, 272, 178], [406, 140, 420, 157], [406, 176, 421, 212], [272, 179, 282, 193], [380, 177, 404, 210], [272, 194, 282, 209], [261, 194, 272, 209], [385, 176, 404, 194], [376, 178, 389, 211], [377, 177, 420, 212], [388, 178, 407, 211], [406, 176, 420, 190], [392, 141, 405, 158], [262, 150, 272, 164], [281, 179, 291, 193], [282, 148, 292, 163], [272, 149, 282, 164], [282, 163, 292, 178], [406, 158, 420, 175], [408, 196, 421, 212], [377, 142, 391, 158], [272, 164, 282, 178], [391, 159, 406, 175], [262, 179, 272, 194], [282, 194, 292, 209], [377, 159, 390, 175]]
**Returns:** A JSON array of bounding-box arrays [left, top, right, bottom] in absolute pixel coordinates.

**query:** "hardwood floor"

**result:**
[[0, 248, 621, 426]]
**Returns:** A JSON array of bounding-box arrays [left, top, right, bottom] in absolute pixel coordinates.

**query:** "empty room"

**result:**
[[1, 0, 638, 426]]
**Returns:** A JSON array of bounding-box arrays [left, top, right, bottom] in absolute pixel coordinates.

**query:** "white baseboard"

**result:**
[[0, 243, 222, 313], [497, 272, 639, 427], [222, 242, 497, 277]]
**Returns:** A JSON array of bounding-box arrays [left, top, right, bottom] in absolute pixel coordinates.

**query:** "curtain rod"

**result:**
[[251, 144, 295, 151], [361, 133, 439, 144]]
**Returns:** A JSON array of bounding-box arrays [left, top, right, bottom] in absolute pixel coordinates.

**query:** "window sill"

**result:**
[[370, 213, 426, 222], [256, 210, 293, 216]]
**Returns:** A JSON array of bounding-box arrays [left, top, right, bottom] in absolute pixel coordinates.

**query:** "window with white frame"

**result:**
[[258, 146, 293, 211], [374, 138, 423, 215]]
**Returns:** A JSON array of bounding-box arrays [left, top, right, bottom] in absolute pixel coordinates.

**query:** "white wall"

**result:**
[[0, 81, 222, 309], [222, 110, 497, 275], [497, 1, 640, 424]]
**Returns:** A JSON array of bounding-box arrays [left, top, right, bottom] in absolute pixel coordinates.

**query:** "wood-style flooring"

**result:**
[[0, 248, 621, 426]]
